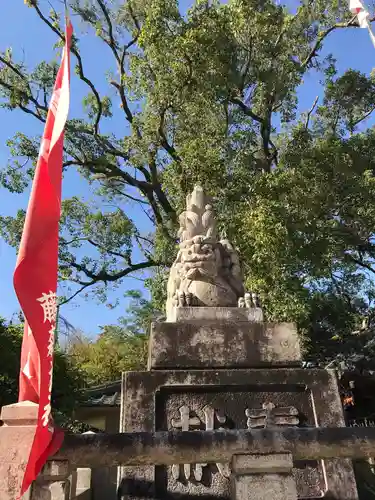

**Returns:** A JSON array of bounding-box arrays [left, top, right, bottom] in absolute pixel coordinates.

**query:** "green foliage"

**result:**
[[67, 327, 148, 386], [234, 132, 375, 319], [0, 318, 23, 408], [66, 292, 153, 385], [0, 317, 84, 421]]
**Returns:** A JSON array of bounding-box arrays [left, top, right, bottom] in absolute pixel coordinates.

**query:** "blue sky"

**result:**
[[1, 0, 375, 337]]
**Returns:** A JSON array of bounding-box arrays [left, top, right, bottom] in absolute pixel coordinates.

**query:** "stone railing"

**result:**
[[3, 402, 375, 500], [32, 426, 375, 499]]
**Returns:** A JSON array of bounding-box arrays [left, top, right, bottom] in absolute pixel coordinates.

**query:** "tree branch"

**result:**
[[127, 0, 141, 32], [148, 147, 177, 222], [63, 158, 150, 191], [109, 80, 135, 126], [351, 104, 375, 130], [346, 254, 375, 276], [58, 282, 94, 306], [31, 1, 103, 134], [87, 238, 131, 260], [0, 55, 29, 82], [19, 104, 45, 122], [301, 16, 367, 68], [61, 236, 131, 260], [230, 97, 263, 123], [64, 122, 131, 161], [67, 258, 160, 285], [158, 108, 182, 164], [99, 185, 149, 205], [64, 157, 173, 224], [94, 0, 142, 138], [96, 0, 121, 62], [304, 96, 319, 130], [268, 138, 278, 166], [0, 70, 48, 118]]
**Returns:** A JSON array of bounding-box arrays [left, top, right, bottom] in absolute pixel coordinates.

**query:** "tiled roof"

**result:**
[[83, 380, 121, 407]]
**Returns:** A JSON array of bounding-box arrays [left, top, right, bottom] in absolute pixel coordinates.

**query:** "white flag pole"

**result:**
[[349, 0, 375, 47], [366, 21, 375, 48]]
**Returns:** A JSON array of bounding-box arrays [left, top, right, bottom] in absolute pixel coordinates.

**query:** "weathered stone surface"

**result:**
[[166, 186, 247, 320], [31, 480, 70, 500], [149, 321, 301, 369], [0, 401, 39, 500], [31, 461, 72, 500], [1, 401, 39, 426], [232, 453, 294, 474], [38, 460, 70, 481], [55, 426, 375, 468], [232, 472, 298, 500], [70, 467, 92, 500], [231, 453, 298, 500], [117, 368, 358, 499], [170, 306, 263, 323]]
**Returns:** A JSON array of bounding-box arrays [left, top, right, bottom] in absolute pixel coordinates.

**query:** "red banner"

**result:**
[[14, 14, 73, 498]]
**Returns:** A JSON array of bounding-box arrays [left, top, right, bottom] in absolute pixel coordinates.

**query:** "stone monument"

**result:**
[[118, 185, 359, 500]]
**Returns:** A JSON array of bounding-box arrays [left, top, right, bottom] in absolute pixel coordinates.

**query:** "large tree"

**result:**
[[1, 0, 375, 367]]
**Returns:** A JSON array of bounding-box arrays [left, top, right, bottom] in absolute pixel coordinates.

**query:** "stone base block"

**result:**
[[149, 321, 301, 369], [118, 368, 358, 499], [231, 454, 298, 500], [232, 473, 298, 500], [0, 401, 39, 500], [168, 307, 263, 323], [31, 461, 71, 500], [232, 453, 294, 474]]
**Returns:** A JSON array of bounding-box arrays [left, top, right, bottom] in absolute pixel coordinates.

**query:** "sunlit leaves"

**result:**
[[83, 93, 113, 120], [0, 210, 26, 247], [3, 0, 375, 372], [234, 132, 375, 334], [317, 70, 375, 134], [66, 295, 152, 385]]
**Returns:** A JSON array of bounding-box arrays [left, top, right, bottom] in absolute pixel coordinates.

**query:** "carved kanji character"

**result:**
[[246, 401, 299, 429], [171, 405, 230, 482], [171, 405, 201, 480]]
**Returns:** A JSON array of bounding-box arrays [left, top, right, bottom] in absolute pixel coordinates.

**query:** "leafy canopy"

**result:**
[[1, 0, 375, 368]]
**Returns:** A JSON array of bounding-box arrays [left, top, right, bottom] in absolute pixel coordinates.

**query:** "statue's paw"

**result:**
[[185, 292, 194, 306], [177, 291, 186, 307], [176, 291, 197, 307], [239, 291, 261, 309], [238, 297, 246, 308]]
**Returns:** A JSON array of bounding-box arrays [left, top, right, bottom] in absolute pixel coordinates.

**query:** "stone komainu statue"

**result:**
[[166, 185, 247, 320]]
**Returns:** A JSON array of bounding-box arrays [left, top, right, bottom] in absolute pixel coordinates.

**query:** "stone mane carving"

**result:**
[[166, 185, 250, 320]]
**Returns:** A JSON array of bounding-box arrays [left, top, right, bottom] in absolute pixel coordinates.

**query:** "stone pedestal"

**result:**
[[0, 401, 39, 499], [72, 467, 92, 500], [231, 454, 297, 500], [31, 460, 71, 500], [0, 402, 70, 500], [119, 308, 359, 500]]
